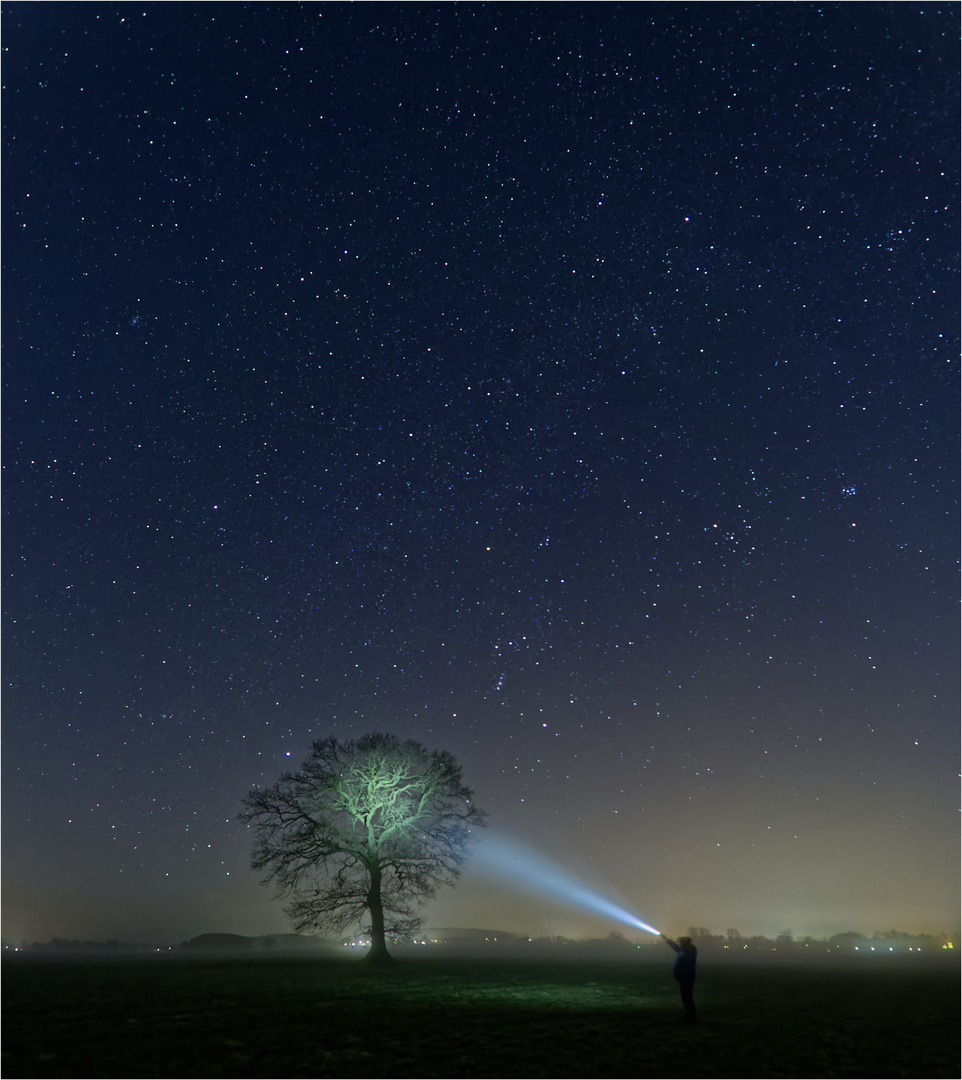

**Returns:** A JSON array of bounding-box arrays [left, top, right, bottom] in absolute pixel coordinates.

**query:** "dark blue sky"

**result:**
[[3, 2, 958, 944]]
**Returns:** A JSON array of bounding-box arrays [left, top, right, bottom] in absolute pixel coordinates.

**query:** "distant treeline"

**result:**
[[669, 927, 955, 954], [5, 933, 333, 955], [6, 927, 957, 955], [412, 926, 957, 954]]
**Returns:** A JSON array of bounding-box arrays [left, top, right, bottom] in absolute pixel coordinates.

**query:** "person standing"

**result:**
[[661, 933, 698, 1021]]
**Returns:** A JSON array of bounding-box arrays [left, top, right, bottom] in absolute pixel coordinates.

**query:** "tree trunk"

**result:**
[[366, 861, 392, 964]]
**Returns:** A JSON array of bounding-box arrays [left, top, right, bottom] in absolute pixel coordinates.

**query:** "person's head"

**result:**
[[678, 936, 693, 950]]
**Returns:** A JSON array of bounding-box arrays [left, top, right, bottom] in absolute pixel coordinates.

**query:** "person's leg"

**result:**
[[679, 980, 697, 1021]]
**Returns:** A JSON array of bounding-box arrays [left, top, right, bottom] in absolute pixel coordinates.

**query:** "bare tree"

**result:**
[[239, 733, 486, 962]]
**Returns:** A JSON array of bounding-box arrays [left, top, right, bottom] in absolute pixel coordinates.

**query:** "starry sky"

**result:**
[[3, 3, 958, 946]]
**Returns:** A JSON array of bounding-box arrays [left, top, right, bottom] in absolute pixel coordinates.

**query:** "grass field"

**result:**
[[2, 951, 958, 1078]]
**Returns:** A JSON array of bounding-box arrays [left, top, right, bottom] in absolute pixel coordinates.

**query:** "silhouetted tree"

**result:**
[[745, 934, 774, 951], [829, 931, 862, 949], [240, 733, 486, 963]]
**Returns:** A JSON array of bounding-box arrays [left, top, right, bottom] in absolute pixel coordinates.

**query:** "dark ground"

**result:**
[[2, 952, 958, 1078]]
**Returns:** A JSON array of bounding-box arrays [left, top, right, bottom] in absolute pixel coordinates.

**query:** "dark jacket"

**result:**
[[666, 939, 697, 982]]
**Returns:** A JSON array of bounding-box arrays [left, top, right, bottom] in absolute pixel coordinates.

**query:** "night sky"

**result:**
[[3, 3, 958, 947]]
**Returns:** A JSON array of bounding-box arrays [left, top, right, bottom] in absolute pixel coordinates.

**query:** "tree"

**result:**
[[239, 733, 486, 963]]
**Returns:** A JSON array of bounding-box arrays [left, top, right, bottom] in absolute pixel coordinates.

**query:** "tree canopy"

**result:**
[[239, 733, 486, 962]]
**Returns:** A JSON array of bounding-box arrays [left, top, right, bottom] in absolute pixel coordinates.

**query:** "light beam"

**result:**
[[472, 833, 660, 935]]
